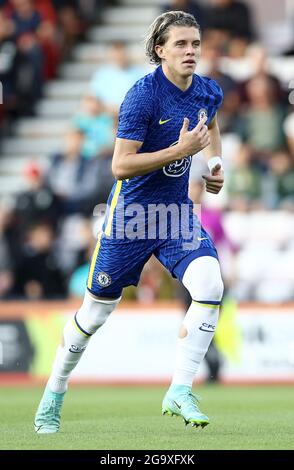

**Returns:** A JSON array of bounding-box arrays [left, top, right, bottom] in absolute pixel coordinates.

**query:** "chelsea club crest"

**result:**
[[198, 108, 208, 121], [163, 156, 192, 177], [97, 272, 112, 287], [163, 139, 192, 177]]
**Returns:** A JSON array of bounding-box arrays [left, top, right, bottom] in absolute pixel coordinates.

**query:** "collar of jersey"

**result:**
[[157, 65, 196, 97]]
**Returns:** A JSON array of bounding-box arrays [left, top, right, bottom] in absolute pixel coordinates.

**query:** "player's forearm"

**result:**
[[112, 144, 186, 179], [201, 120, 222, 163]]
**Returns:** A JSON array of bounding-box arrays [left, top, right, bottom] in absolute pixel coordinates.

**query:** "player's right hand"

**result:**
[[178, 116, 210, 156]]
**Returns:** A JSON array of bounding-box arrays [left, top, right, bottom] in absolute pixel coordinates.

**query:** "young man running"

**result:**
[[35, 10, 224, 433]]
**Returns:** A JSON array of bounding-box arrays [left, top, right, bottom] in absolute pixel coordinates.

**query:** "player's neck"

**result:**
[[162, 64, 193, 91]]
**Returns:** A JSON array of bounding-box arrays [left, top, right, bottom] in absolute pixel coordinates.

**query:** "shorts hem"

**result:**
[[172, 248, 219, 282]]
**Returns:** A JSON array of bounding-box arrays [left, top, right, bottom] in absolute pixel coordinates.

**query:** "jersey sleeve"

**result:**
[[117, 80, 154, 142]]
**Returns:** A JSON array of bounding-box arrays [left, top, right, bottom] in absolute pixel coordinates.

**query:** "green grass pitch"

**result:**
[[0, 385, 293, 450]]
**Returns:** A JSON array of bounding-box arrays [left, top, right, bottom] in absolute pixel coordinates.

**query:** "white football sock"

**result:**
[[171, 301, 220, 387], [48, 291, 120, 393], [171, 256, 223, 387]]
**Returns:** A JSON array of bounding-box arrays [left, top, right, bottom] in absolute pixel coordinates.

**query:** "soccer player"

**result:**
[[34, 10, 224, 433]]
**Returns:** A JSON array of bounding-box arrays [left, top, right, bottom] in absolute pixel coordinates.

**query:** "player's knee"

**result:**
[[76, 290, 121, 334], [189, 276, 223, 302], [183, 256, 224, 302], [202, 275, 224, 302]]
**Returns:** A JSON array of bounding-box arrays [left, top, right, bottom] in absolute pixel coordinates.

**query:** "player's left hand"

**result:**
[[202, 163, 224, 194]]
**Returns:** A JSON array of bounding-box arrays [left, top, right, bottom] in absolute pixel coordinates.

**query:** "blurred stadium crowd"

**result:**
[[0, 0, 293, 303]]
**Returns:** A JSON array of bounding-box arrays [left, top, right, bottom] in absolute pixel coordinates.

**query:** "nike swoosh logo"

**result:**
[[172, 400, 181, 409], [199, 326, 215, 332], [197, 237, 208, 241], [159, 118, 172, 125], [69, 346, 86, 353]]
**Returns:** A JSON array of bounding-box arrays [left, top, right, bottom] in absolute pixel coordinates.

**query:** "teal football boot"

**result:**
[[162, 384, 209, 428], [34, 385, 66, 434]]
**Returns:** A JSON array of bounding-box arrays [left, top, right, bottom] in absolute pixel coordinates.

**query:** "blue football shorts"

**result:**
[[86, 223, 218, 299]]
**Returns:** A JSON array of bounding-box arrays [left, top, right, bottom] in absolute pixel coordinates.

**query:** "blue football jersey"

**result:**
[[103, 65, 223, 235]]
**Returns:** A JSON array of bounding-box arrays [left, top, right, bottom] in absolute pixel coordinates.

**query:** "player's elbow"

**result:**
[[112, 161, 127, 180]]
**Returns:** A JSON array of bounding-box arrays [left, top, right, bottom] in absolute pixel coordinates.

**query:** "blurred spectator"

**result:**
[[267, 150, 294, 208], [12, 161, 60, 233], [72, 95, 114, 160], [11, 221, 66, 299], [0, 10, 17, 124], [34, 0, 60, 80], [52, 2, 83, 59], [68, 218, 96, 298], [236, 75, 287, 167], [72, 95, 115, 202], [238, 45, 286, 106], [226, 146, 262, 206], [200, 42, 241, 133], [45, 129, 102, 215], [90, 41, 150, 113], [0, 0, 93, 121], [10, 0, 42, 41], [203, 0, 255, 59], [161, 0, 206, 29], [51, 0, 108, 25], [8, 0, 45, 111], [205, 0, 255, 43]]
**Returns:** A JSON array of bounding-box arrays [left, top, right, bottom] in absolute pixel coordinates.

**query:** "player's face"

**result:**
[[158, 26, 201, 79]]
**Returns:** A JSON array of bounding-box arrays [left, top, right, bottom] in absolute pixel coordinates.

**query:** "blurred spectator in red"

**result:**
[[12, 160, 61, 233], [34, 0, 60, 79]]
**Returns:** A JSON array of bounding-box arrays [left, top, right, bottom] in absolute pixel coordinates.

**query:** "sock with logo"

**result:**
[[47, 318, 91, 393], [171, 301, 220, 387], [48, 292, 120, 393]]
